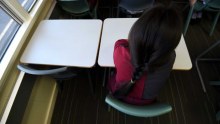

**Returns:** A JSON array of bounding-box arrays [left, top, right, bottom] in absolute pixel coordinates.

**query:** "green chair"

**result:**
[[117, 0, 155, 17], [17, 64, 95, 93], [17, 64, 77, 91], [105, 94, 172, 117], [183, 0, 220, 36], [57, 0, 98, 18], [17, 64, 77, 80]]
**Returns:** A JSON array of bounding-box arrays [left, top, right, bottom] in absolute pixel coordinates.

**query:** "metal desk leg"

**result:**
[[87, 69, 94, 94], [102, 67, 112, 87], [102, 68, 107, 87]]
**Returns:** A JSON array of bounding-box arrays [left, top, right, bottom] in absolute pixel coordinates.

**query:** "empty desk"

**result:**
[[20, 19, 102, 92], [21, 20, 102, 67]]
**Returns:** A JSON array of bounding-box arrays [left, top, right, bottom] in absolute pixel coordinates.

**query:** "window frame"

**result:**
[[0, 0, 37, 62], [0, 0, 47, 86], [0, 6, 21, 62]]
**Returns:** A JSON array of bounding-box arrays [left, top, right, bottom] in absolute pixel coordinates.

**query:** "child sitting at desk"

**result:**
[[107, 4, 183, 105]]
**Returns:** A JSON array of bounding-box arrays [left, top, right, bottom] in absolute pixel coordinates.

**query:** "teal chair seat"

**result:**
[[105, 94, 172, 117]]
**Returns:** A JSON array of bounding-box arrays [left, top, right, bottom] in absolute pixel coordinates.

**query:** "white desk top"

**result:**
[[98, 18, 192, 70], [21, 20, 102, 68]]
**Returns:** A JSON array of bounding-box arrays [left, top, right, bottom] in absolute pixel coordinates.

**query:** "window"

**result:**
[[17, 0, 37, 12], [0, 7, 21, 62], [0, 0, 36, 62], [0, 0, 54, 123]]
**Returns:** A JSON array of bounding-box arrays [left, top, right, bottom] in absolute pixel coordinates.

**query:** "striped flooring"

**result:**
[[51, 67, 219, 124]]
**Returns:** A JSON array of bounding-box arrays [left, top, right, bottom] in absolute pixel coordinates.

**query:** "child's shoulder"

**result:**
[[116, 39, 128, 42], [115, 39, 128, 47]]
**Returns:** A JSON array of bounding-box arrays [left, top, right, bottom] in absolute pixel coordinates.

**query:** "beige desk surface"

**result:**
[[21, 20, 102, 68], [98, 18, 192, 70]]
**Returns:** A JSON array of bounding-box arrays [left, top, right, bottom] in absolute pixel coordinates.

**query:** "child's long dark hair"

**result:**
[[128, 4, 182, 82]]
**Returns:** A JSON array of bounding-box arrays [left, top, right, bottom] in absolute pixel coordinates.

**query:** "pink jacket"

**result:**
[[108, 39, 154, 105]]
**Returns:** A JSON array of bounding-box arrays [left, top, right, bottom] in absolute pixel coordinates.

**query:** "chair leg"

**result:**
[[209, 11, 220, 36], [195, 59, 207, 92], [183, 5, 195, 36]]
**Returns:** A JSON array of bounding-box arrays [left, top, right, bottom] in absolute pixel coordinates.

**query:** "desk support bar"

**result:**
[[195, 40, 220, 92]]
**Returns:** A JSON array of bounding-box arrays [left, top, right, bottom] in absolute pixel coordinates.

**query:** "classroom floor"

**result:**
[[50, 0, 220, 124]]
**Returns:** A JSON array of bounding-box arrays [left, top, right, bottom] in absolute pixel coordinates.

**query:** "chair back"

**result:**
[[17, 64, 77, 80], [105, 94, 172, 117], [205, 0, 220, 11], [57, 0, 90, 14], [119, 0, 154, 14]]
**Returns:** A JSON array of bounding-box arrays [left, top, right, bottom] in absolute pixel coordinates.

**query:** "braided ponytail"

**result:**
[[131, 63, 148, 82], [128, 4, 182, 82]]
